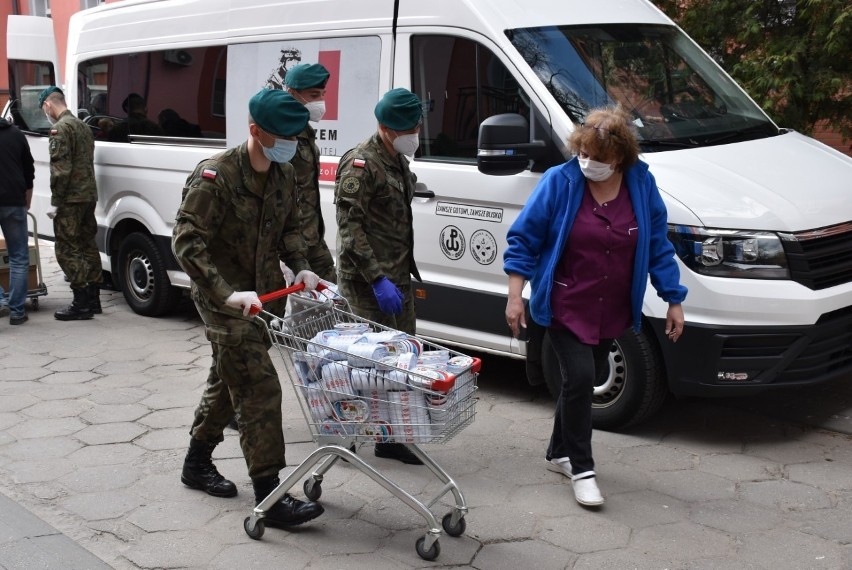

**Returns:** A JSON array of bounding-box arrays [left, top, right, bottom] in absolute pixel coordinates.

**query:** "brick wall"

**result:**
[[813, 122, 851, 157]]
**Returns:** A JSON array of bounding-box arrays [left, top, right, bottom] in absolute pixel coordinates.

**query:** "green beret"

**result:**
[[38, 86, 63, 108], [374, 88, 424, 131], [285, 63, 330, 90], [248, 89, 310, 137]]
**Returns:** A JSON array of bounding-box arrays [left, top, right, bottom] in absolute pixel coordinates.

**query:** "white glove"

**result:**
[[225, 291, 261, 316], [46, 206, 58, 219], [279, 260, 295, 285], [294, 270, 320, 291]]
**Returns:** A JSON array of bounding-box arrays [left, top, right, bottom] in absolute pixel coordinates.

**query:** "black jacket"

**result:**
[[0, 119, 35, 207]]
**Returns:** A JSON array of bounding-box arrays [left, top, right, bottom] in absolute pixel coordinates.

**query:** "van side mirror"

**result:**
[[477, 113, 546, 176]]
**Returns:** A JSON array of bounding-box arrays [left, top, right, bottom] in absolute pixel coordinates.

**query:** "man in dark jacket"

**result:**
[[0, 117, 35, 325]]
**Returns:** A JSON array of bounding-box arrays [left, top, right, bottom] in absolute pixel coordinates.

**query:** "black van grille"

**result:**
[[782, 222, 852, 290]]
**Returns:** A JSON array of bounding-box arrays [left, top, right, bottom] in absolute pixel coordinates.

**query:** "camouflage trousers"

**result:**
[[190, 307, 286, 479], [53, 201, 103, 289], [337, 277, 416, 335], [306, 240, 336, 284]]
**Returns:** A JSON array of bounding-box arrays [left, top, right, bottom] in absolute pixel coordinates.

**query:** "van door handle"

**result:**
[[414, 183, 434, 199]]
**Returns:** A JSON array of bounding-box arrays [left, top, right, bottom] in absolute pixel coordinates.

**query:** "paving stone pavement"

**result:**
[[1, 243, 851, 569]]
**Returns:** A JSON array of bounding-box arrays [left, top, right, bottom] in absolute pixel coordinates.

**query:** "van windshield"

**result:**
[[508, 24, 778, 150]]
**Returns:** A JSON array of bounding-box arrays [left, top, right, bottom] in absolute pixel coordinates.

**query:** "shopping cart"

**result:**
[[242, 283, 480, 561], [0, 212, 48, 310]]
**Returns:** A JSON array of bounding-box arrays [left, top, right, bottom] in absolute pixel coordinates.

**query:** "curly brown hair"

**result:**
[[567, 106, 640, 172]]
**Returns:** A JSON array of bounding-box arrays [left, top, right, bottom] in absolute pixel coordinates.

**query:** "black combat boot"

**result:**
[[54, 287, 93, 321], [88, 283, 102, 314], [181, 438, 238, 497], [374, 442, 423, 465], [252, 475, 324, 527]]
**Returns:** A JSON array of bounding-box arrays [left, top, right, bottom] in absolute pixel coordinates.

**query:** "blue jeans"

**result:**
[[546, 329, 613, 475], [0, 207, 30, 318]]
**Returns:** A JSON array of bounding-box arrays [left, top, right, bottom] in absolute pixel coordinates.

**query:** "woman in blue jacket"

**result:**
[[504, 107, 687, 507]]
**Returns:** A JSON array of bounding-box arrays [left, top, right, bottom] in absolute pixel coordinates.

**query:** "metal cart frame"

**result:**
[[0, 212, 47, 311], [242, 284, 480, 561]]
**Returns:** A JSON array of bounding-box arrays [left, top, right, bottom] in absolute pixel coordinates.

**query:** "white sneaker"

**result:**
[[571, 473, 604, 506], [545, 457, 572, 478]]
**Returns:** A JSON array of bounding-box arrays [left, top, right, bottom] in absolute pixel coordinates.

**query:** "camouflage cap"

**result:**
[[374, 88, 423, 131], [284, 63, 330, 90], [38, 86, 63, 108], [249, 88, 310, 137]]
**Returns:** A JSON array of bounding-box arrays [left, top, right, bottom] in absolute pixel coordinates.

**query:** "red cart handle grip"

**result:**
[[249, 282, 329, 315]]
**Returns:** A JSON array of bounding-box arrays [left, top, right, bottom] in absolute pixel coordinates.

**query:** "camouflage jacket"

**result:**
[[48, 109, 97, 205], [334, 133, 420, 285], [172, 142, 310, 319], [292, 124, 325, 247]]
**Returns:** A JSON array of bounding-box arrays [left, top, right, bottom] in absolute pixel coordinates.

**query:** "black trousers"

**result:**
[[546, 329, 613, 475]]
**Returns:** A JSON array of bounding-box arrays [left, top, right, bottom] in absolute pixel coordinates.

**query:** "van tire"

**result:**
[[542, 329, 667, 430], [117, 232, 181, 317]]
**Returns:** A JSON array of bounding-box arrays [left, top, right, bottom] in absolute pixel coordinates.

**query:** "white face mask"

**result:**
[[261, 138, 298, 163], [392, 132, 420, 156], [304, 100, 325, 122], [44, 110, 55, 125], [578, 157, 615, 181]]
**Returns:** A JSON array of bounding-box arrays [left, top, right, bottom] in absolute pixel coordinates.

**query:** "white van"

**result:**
[[6, 0, 852, 429]]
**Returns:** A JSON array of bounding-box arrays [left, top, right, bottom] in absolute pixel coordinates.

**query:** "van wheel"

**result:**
[[542, 329, 667, 430], [117, 232, 181, 317]]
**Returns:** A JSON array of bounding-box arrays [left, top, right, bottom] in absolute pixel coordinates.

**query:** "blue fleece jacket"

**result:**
[[503, 157, 687, 331]]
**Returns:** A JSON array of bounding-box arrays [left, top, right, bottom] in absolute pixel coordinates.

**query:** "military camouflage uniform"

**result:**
[[334, 133, 420, 334], [48, 109, 102, 288], [293, 125, 336, 282], [173, 142, 309, 478]]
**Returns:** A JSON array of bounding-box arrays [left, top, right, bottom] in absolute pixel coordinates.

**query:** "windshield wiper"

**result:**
[[640, 139, 700, 150], [701, 124, 777, 145]]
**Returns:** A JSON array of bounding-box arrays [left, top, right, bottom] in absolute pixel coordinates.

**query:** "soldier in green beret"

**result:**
[[334, 87, 425, 465], [284, 63, 336, 283], [40, 86, 104, 320], [172, 88, 324, 527]]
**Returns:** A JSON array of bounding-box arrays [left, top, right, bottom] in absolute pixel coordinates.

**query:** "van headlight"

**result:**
[[668, 225, 790, 279]]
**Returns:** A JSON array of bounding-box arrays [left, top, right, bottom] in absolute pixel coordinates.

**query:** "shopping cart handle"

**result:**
[[249, 282, 329, 315]]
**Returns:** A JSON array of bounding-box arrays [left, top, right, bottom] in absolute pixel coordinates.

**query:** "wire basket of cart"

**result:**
[[242, 283, 481, 561]]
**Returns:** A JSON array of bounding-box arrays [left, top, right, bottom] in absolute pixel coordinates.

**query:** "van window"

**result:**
[[508, 24, 778, 150], [77, 46, 227, 142], [411, 35, 531, 162], [7, 59, 56, 133]]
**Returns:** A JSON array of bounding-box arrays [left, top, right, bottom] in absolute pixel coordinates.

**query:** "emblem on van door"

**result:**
[[440, 226, 466, 260], [470, 230, 497, 265]]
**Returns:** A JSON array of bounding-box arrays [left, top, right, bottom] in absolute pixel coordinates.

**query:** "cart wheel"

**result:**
[[303, 479, 322, 501], [415, 536, 440, 561], [30, 298, 39, 311], [441, 512, 466, 537], [243, 516, 265, 540]]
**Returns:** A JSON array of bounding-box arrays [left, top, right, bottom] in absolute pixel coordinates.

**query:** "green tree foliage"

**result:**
[[654, 0, 851, 140]]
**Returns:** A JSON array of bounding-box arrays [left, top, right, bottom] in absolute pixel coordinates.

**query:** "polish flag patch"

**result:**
[[202, 168, 218, 180], [352, 159, 366, 168]]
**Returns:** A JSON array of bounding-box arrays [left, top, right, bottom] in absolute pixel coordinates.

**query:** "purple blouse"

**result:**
[[550, 181, 638, 344]]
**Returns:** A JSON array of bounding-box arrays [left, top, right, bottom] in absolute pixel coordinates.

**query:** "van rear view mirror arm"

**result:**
[[477, 113, 546, 176]]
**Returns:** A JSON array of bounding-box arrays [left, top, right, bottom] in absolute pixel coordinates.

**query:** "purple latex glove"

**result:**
[[372, 276, 404, 314]]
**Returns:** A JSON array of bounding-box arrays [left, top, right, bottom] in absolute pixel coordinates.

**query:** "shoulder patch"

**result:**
[[49, 129, 58, 135], [201, 168, 218, 180], [341, 176, 361, 194], [352, 158, 366, 168]]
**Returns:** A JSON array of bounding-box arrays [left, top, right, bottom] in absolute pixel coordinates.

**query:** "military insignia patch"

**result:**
[[202, 168, 218, 180], [342, 177, 361, 194]]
